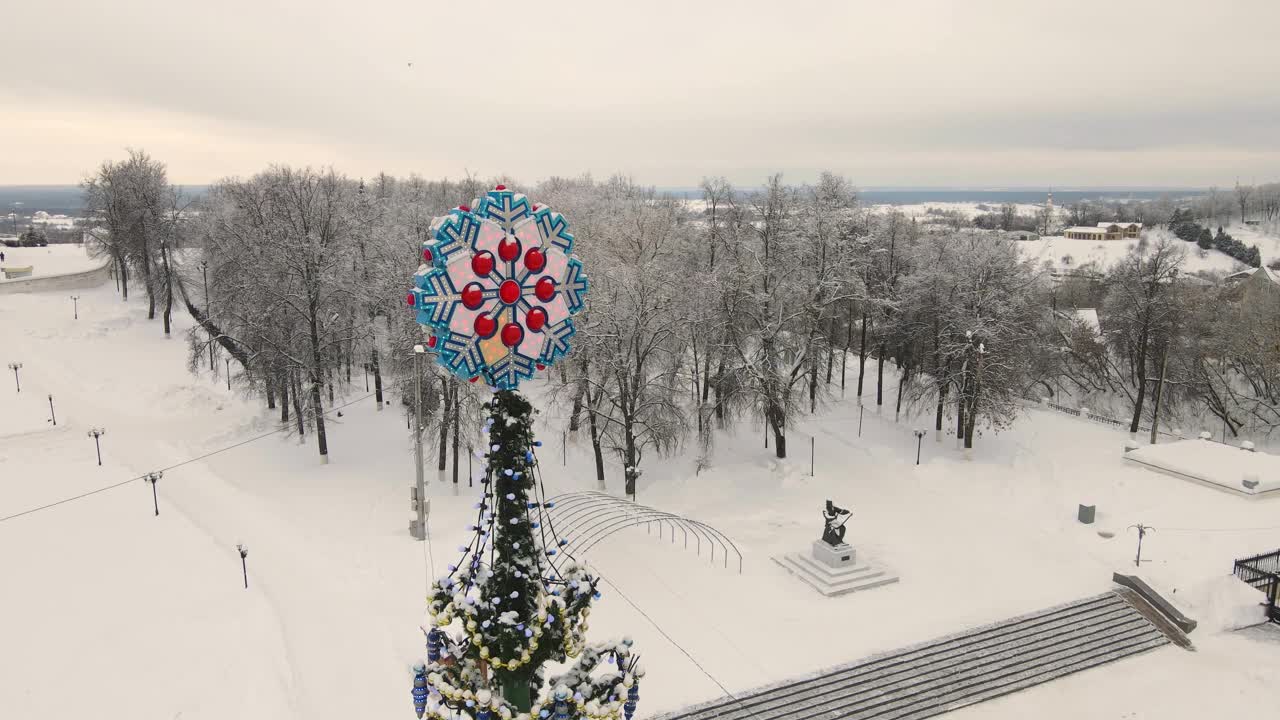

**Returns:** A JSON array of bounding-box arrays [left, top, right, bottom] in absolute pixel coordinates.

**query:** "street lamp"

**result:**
[[913, 429, 926, 465], [144, 471, 163, 516], [70, 295, 80, 320], [87, 427, 107, 465], [47, 394, 56, 426], [236, 544, 249, 588], [7, 361, 22, 392]]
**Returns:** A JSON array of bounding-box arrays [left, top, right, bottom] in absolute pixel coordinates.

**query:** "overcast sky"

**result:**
[[3, 0, 1278, 187]]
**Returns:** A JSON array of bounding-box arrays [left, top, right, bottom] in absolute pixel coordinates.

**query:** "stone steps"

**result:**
[[657, 592, 1170, 720], [772, 552, 899, 596]]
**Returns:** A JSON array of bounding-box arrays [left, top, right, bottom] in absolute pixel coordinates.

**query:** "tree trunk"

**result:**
[[768, 403, 787, 459], [623, 420, 639, 496], [1129, 329, 1150, 433], [371, 348, 384, 409], [856, 313, 868, 396], [438, 377, 451, 472], [451, 383, 460, 485], [266, 372, 277, 410], [876, 342, 886, 407], [307, 301, 329, 461], [160, 243, 173, 336], [587, 399, 606, 487], [119, 258, 129, 300], [279, 369, 290, 424], [292, 369, 305, 438], [808, 356, 818, 413], [712, 359, 725, 423]]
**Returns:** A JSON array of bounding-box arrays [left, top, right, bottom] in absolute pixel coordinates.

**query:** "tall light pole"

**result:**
[[224, 358, 232, 391], [87, 427, 107, 465], [1128, 524, 1154, 567], [144, 471, 163, 516], [70, 295, 80, 320], [47, 394, 56, 426], [412, 344, 427, 540], [7, 362, 21, 392], [913, 429, 926, 465]]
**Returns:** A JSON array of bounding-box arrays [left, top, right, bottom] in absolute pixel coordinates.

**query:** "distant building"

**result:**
[[1062, 223, 1142, 241], [1224, 266, 1280, 302]]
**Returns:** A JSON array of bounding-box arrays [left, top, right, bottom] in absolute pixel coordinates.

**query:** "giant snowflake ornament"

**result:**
[[407, 186, 588, 390]]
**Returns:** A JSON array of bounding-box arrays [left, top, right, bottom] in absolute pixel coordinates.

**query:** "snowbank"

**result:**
[[1125, 439, 1280, 495]]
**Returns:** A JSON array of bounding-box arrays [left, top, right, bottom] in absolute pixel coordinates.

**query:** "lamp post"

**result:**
[[144, 471, 163, 516], [224, 358, 232, 391], [236, 544, 249, 589], [47, 394, 56, 426], [1127, 523, 1154, 567], [70, 295, 80, 320], [411, 345, 426, 540], [87, 427, 106, 465], [7, 361, 21, 392], [913, 429, 926, 465], [362, 362, 369, 392]]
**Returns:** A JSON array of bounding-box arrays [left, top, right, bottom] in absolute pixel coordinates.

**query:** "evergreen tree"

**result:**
[[414, 390, 642, 720]]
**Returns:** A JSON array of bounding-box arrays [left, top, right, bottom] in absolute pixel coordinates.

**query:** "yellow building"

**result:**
[[1062, 222, 1143, 240]]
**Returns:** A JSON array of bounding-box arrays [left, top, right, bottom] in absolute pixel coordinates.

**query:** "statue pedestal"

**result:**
[[813, 540, 856, 568], [773, 541, 899, 597]]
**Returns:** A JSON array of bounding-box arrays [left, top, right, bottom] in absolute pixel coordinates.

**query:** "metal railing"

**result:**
[[1233, 549, 1280, 623]]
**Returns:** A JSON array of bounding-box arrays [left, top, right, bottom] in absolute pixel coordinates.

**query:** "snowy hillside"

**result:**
[[1018, 230, 1248, 276], [3, 280, 1280, 720]]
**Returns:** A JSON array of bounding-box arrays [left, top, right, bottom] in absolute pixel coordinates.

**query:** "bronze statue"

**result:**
[[822, 500, 851, 546]]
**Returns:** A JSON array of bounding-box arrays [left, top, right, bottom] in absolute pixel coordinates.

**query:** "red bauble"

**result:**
[[461, 283, 484, 310], [473, 313, 497, 338], [536, 363, 546, 370], [422, 247, 433, 263], [471, 251, 495, 277], [498, 236, 521, 262], [469, 376, 479, 383], [405, 292, 416, 307], [535, 277, 557, 302], [495, 184, 506, 191], [458, 205, 471, 212], [427, 335, 438, 348], [524, 247, 546, 272], [499, 279, 521, 304], [526, 306, 547, 332], [501, 322, 524, 348]]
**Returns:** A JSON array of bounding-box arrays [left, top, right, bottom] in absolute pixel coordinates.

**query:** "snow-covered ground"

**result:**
[[3, 280, 1279, 719], [1018, 231, 1247, 276], [0, 244, 103, 282]]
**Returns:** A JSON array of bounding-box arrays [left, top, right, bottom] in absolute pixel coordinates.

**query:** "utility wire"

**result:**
[[592, 571, 762, 720], [0, 391, 377, 525]]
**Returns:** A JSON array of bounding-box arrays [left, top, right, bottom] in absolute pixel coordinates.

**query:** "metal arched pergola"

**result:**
[[544, 491, 742, 573]]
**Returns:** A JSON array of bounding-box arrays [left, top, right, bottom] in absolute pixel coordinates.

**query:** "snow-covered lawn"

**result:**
[[1018, 233, 1246, 276], [1126, 439, 1280, 496], [0, 244, 103, 282], [2, 282, 1279, 719]]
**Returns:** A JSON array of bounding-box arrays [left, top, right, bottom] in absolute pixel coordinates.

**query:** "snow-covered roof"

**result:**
[[1064, 226, 1107, 234], [1226, 266, 1279, 284], [1096, 222, 1142, 229]]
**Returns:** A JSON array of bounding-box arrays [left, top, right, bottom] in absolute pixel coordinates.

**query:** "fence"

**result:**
[[1232, 549, 1280, 623]]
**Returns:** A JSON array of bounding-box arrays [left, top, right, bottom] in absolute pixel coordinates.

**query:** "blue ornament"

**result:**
[[625, 683, 639, 720], [412, 666, 429, 718]]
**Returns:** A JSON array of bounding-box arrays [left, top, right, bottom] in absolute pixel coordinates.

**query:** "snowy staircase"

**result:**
[[656, 592, 1172, 720], [773, 550, 899, 596]]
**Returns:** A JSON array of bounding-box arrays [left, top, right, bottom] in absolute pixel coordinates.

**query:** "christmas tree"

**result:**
[[413, 390, 642, 720]]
